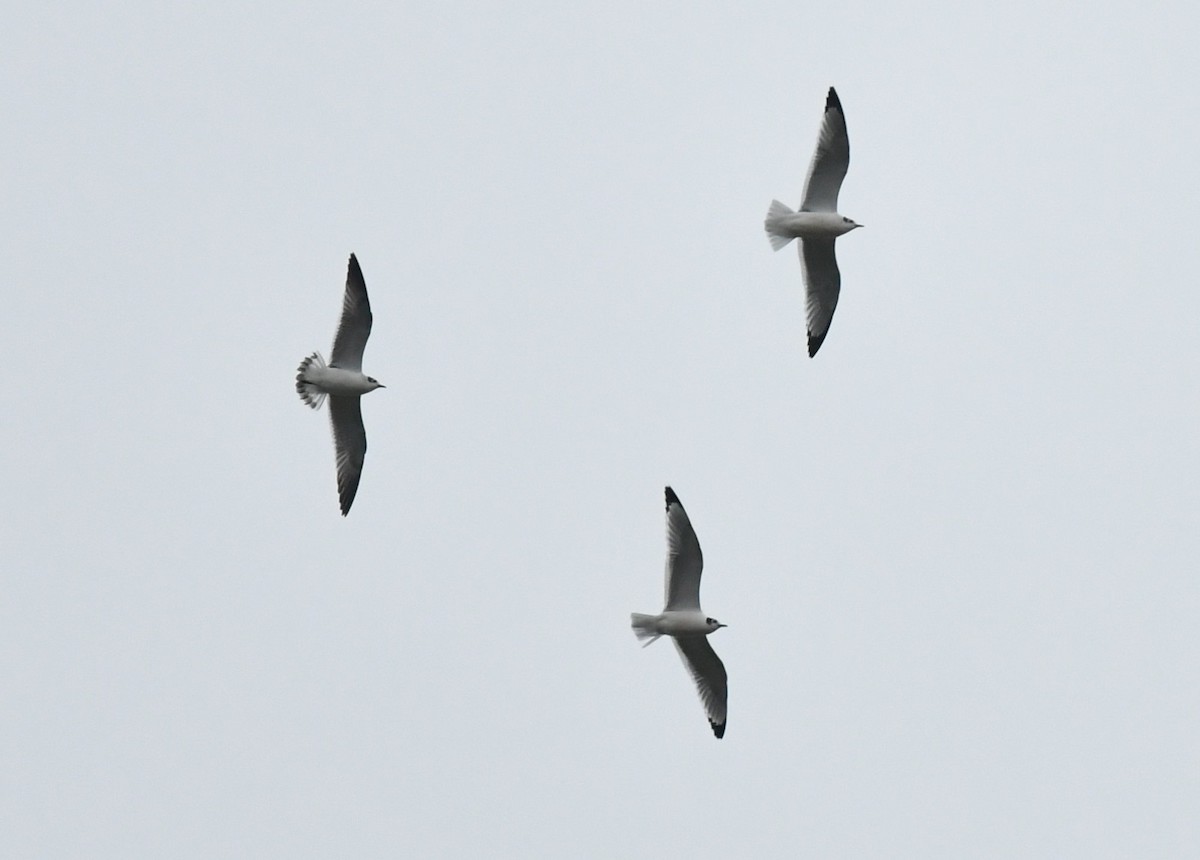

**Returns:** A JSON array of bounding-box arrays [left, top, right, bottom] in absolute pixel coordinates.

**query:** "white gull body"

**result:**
[[631, 487, 728, 739], [765, 86, 862, 357], [295, 253, 385, 516]]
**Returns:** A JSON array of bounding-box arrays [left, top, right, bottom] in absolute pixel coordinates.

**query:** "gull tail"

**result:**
[[295, 352, 327, 410], [764, 199, 796, 251], [631, 613, 662, 647]]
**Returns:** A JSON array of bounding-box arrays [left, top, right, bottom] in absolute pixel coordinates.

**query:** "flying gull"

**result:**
[[295, 253, 385, 516], [764, 86, 863, 357], [631, 487, 728, 739]]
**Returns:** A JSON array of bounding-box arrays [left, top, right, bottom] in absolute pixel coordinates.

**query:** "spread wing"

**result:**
[[674, 635, 728, 739], [330, 253, 373, 370], [329, 395, 367, 516], [799, 87, 850, 214], [801, 237, 841, 358], [663, 486, 703, 610]]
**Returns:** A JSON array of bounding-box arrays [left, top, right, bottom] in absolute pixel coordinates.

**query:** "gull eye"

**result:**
[[706, 617, 715, 625]]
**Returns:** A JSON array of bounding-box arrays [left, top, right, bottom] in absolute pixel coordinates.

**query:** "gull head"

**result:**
[[704, 616, 727, 633], [365, 376, 386, 391], [840, 215, 864, 231]]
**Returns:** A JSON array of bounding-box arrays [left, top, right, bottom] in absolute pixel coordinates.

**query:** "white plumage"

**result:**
[[631, 487, 728, 739], [764, 87, 863, 357], [295, 253, 386, 516]]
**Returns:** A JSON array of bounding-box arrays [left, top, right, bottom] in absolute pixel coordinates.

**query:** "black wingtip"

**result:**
[[711, 720, 726, 739], [664, 486, 680, 509], [339, 484, 357, 516], [347, 253, 362, 276], [825, 87, 842, 113], [807, 328, 827, 358]]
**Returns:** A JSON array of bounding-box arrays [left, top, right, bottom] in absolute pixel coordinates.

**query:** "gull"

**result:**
[[764, 86, 863, 357], [295, 253, 385, 516], [631, 487, 728, 739]]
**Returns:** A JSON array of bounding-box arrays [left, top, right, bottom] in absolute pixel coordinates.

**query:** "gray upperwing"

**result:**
[[801, 237, 841, 358], [329, 395, 367, 516], [799, 87, 850, 214], [663, 486, 703, 610], [330, 253, 373, 370], [674, 635, 728, 739]]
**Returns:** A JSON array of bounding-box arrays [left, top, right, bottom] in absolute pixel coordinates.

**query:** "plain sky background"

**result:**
[[3, 2, 1200, 856]]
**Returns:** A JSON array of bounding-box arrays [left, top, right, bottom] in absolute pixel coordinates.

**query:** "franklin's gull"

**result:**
[[631, 487, 728, 738], [295, 253, 385, 516], [765, 86, 863, 357]]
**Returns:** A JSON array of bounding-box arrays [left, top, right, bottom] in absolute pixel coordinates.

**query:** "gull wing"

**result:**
[[329, 394, 367, 516], [330, 253, 373, 371], [663, 486, 703, 611], [799, 87, 850, 214], [674, 635, 728, 739], [801, 237, 841, 358]]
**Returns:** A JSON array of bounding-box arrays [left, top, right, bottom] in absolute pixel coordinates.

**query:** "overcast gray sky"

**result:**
[[4, 2, 1200, 856]]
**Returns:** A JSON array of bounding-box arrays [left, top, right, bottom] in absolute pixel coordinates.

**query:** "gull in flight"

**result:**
[[631, 487, 728, 739], [764, 86, 863, 357], [295, 253, 385, 516]]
